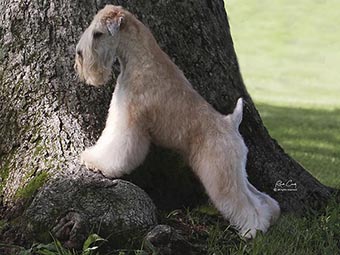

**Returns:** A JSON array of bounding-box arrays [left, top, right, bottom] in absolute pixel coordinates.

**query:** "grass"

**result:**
[[225, 0, 340, 109], [225, 0, 340, 189], [1, 233, 108, 255], [165, 200, 340, 255], [256, 105, 340, 188]]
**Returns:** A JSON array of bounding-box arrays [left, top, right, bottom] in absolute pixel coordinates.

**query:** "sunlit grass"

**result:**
[[225, 0, 340, 188], [226, 0, 340, 109]]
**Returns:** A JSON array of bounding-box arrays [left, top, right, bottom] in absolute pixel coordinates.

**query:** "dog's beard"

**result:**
[[75, 56, 112, 87], [85, 68, 111, 87]]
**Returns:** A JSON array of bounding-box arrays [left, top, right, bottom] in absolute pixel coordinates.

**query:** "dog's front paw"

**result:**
[[80, 149, 101, 173], [79, 148, 123, 179]]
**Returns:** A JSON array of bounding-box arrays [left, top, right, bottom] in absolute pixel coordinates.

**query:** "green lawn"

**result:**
[[226, 0, 340, 109], [225, 0, 340, 188]]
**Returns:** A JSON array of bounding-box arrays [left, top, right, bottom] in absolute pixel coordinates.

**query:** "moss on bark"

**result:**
[[14, 172, 49, 200]]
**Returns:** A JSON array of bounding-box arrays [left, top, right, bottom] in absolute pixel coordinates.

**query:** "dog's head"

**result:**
[[74, 5, 125, 86]]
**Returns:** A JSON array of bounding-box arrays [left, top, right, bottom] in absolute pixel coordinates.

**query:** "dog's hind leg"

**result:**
[[191, 134, 278, 238], [246, 180, 280, 225]]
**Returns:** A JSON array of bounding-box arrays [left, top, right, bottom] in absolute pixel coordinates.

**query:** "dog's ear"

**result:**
[[106, 12, 124, 36]]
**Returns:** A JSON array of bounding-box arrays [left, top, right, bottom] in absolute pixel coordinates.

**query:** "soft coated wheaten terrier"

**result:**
[[75, 5, 280, 238]]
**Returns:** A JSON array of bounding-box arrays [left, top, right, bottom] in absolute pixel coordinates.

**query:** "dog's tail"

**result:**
[[230, 97, 243, 129]]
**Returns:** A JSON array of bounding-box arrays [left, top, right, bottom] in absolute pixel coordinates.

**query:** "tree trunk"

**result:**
[[0, 0, 336, 244]]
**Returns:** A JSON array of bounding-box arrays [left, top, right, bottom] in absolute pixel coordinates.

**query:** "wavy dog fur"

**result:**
[[75, 5, 280, 238]]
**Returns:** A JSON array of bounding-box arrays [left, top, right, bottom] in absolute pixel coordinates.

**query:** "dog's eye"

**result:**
[[76, 49, 83, 58], [93, 31, 104, 39]]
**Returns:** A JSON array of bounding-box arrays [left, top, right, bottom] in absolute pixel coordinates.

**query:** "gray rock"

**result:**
[[23, 170, 157, 249], [145, 224, 194, 255]]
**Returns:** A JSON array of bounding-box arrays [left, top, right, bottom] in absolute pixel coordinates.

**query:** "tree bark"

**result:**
[[0, 0, 336, 243]]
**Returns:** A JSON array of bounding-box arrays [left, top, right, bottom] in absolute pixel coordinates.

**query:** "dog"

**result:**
[[74, 5, 280, 238]]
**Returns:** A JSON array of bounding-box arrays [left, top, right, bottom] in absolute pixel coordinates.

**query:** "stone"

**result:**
[[23, 170, 157, 249], [145, 224, 194, 255]]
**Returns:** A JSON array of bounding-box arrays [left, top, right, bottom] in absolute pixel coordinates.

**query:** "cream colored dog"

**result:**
[[75, 5, 280, 238]]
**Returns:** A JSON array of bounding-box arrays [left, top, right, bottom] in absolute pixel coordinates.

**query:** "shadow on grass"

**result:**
[[256, 103, 340, 188]]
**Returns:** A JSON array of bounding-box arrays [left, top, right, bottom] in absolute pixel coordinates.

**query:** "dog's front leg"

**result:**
[[80, 91, 150, 178]]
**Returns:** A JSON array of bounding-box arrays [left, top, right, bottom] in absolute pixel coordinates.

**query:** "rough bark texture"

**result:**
[[0, 0, 337, 248]]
